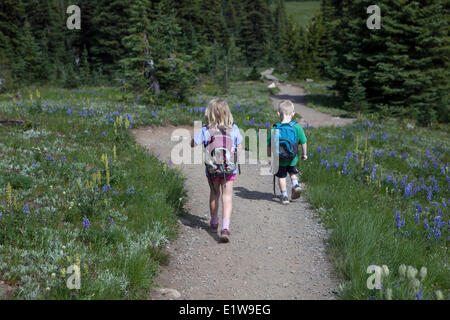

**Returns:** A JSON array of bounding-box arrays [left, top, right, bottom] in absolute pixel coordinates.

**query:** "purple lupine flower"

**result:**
[[61, 155, 66, 162], [402, 154, 408, 159], [102, 185, 111, 193], [427, 188, 432, 201], [395, 211, 402, 229], [102, 132, 107, 137], [0, 212, 2, 220], [415, 212, 420, 225], [415, 288, 423, 300], [390, 150, 395, 157], [126, 186, 135, 194], [434, 215, 442, 229], [424, 219, 430, 231], [416, 203, 423, 214], [371, 165, 376, 181], [23, 205, 31, 215], [32, 160, 36, 167], [107, 216, 114, 227], [82, 217, 90, 229]]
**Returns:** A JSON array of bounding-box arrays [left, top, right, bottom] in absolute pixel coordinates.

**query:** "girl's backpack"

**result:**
[[273, 121, 299, 162], [204, 127, 237, 181]]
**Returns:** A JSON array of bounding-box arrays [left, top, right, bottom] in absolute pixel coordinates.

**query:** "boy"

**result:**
[[267, 100, 307, 205]]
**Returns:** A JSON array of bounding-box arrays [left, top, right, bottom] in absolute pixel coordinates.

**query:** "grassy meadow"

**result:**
[[284, 1, 321, 26], [301, 118, 449, 299]]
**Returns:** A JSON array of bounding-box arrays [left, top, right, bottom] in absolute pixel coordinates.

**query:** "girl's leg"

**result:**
[[209, 180, 221, 225], [220, 179, 234, 230]]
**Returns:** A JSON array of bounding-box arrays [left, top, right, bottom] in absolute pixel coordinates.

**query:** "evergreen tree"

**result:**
[[239, 0, 271, 66], [16, 20, 42, 83], [90, 0, 130, 75], [322, 0, 449, 125]]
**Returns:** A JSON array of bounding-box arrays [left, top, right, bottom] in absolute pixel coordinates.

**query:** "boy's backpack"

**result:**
[[204, 127, 237, 180], [272, 121, 299, 162]]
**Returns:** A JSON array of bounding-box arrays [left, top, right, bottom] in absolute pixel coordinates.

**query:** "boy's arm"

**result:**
[[301, 143, 307, 160], [296, 124, 307, 160]]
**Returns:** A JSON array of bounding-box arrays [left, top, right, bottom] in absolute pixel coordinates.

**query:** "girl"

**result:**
[[191, 99, 243, 243]]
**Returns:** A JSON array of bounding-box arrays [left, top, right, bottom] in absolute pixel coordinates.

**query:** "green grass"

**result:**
[[285, 1, 321, 27], [300, 119, 449, 300]]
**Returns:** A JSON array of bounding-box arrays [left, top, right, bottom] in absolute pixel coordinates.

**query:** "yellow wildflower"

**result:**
[[6, 183, 12, 206]]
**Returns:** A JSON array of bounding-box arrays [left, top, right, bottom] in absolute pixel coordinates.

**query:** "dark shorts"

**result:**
[[275, 165, 299, 178]]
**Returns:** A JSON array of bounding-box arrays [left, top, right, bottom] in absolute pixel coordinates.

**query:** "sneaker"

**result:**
[[280, 195, 290, 205], [210, 223, 219, 233], [219, 229, 231, 243], [291, 184, 302, 200]]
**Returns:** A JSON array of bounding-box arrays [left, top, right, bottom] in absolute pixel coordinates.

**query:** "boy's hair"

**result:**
[[205, 98, 234, 130], [278, 100, 295, 121]]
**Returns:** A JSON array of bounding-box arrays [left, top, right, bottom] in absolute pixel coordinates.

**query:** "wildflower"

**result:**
[[126, 186, 135, 194], [407, 266, 418, 280], [415, 287, 423, 300], [414, 212, 420, 225], [395, 211, 402, 229], [102, 185, 111, 193], [82, 216, 90, 229], [416, 203, 423, 214], [433, 215, 441, 229], [107, 216, 114, 227], [398, 265, 407, 279], [435, 290, 444, 300], [419, 267, 427, 281], [23, 205, 31, 215], [0, 212, 2, 220], [6, 183, 12, 205], [424, 219, 430, 231]]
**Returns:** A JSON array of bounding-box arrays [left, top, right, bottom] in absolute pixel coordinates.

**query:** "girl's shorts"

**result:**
[[207, 174, 236, 182]]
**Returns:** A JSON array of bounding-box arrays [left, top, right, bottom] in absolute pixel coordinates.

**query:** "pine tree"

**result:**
[[90, 0, 130, 75], [322, 0, 449, 125], [16, 20, 42, 83], [120, 0, 194, 100], [239, 0, 271, 66]]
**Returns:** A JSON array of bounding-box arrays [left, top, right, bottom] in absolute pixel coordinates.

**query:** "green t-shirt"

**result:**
[[267, 122, 307, 167]]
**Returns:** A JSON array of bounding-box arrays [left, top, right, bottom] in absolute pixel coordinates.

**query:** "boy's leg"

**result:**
[[276, 166, 289, 204], [288, 167, 301, 200]]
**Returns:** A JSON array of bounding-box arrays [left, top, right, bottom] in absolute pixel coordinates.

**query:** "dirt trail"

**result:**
[[263, 68, 356, 127], [131, 74, 356, 300], [133, 125, 339, 300]]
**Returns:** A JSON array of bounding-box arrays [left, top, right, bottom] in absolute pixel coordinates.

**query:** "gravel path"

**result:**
[[131, 77, 354, 299], [263, 68, 356, 128]]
